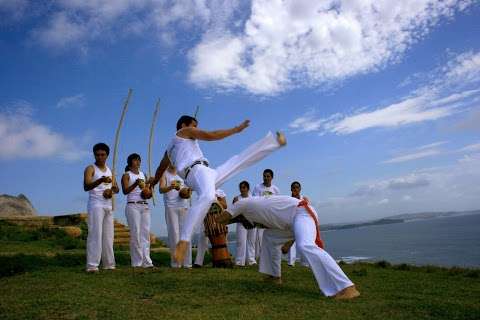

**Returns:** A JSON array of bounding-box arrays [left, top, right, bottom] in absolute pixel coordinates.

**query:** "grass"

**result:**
[[0, 222, 479, 319]]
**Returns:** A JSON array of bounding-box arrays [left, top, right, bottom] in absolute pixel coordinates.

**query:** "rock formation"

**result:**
[[0, 194, 37, 217]]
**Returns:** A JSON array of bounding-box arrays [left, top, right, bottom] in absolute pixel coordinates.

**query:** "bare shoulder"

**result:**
[[84, 165, 94, 174]]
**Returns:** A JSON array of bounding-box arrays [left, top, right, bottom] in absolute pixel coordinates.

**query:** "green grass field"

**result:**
[[1, 221, 479, 320]]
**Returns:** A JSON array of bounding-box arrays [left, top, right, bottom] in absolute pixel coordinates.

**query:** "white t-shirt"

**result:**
[[166, 134, 207, 178], [252, 183, 280, 197], [162, 170, 189, 208], [126, 170, 146, 202], [229, 195, 301, 230]]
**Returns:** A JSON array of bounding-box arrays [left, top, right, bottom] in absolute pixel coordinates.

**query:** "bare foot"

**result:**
[[276, 131, 287, 146], [216, 210, 233, 224], [281, 240, 295, 254], [334, 285, 360, 300], [174, 240, 189, 264]]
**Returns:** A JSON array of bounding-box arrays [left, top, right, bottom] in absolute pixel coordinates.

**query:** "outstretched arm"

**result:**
[[178, 120, 250, 141]]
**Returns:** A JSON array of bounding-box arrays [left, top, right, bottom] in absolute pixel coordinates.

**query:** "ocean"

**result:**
[[321, 213, 480, 268], [227, 213, 480, 268]]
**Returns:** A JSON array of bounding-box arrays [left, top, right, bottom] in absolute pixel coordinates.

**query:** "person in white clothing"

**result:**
[[159, 164, 192, 268], [150, 115, 286, 264], [217, 195, 360, 300], [232, 181, 256, 266], [286, 181, 309, 267], [83, 143, 119, 273], [252, 169, 280, 260], [121, 153, 154, 268], [193, 189, 228, 267]]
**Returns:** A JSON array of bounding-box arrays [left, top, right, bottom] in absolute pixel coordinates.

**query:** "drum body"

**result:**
[[203, 202, 233, 268]]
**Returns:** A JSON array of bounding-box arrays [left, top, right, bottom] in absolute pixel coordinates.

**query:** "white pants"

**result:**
[[181, 132, 282, 242], [194, 223, 209, 266], [235, 223, 257, 265], [255, 228, 264, 260], [259, 208, 353, 297], [86, 206, 115, 270], [287, 243, 309, 267], [125, 203, 153, 267], [165, 206, 192, 268]]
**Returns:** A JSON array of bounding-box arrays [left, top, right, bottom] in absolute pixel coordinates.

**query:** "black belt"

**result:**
[[184, 160, 209, 180], [127, 201, 148, 205]]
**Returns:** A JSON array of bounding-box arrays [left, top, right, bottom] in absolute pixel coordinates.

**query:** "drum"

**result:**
[[203, 202, 233, 268]]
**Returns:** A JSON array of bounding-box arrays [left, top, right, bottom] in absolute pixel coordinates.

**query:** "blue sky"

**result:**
[[1, 1, 479, 236]]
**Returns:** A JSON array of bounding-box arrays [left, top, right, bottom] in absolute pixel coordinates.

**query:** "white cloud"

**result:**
[[0, 0, 28, 21], [189, 0, 474, 94], [458, 142, 480, 153], [383, 149, 442, 164], [56, 94, 86, 109], [16, 0, 474, 94], [289, 51, 480, 135], [378, 198, 389, 205], [0, 106, 87, 161]]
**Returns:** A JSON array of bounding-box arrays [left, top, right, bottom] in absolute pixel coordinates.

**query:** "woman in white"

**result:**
[[121, 153, 154, 268], [159, 164, 192, 268], [232, 181, 256, 266]]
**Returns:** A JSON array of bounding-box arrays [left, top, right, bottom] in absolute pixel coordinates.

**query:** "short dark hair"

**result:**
[[125, 153, 141, 172], [291, 181, 301, 189], [176, 115, 198, 131], [93, 143, 110, 156], [263, 169, 274, 177], [239, 180, 250, 190]]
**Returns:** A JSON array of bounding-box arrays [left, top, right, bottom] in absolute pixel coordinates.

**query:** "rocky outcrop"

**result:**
[[0, 194, 37, 217]]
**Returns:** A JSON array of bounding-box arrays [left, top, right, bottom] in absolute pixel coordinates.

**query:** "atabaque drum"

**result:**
[[203, 201, 233, 268]]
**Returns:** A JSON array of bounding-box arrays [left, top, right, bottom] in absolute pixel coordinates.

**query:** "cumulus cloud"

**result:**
[[0, 105, 87, 161], [56, 94, 86, 109], [13, 0, 475, 94], [289, 51, 480, 135], [189, 0, 474, 94]]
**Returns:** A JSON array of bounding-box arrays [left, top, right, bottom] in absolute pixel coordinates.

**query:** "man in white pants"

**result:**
[[286, 181, 309, 267], [150, 115, 286, 263], [159, 164, 191, 268], [83, 143, 119, 272], [121, 153, 154, 268], [252, 169, 280, 261], [193, 189, 227, 267], [217, 195, 360, 299], [232, 181, 256, 266]]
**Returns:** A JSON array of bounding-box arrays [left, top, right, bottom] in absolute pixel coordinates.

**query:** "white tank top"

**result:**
[[166, 133, 207, 178], [88, 164, 112, 208], [126, 170, 146, 202], [162, 170, 188, 208]]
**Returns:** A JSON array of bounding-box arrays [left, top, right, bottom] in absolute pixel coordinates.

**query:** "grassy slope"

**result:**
[[1, 223, 479, 320]]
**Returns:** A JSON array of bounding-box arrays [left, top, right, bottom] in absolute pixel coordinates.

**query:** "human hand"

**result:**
[[100, 176, 112, 184], [103, 189, 113, 199]]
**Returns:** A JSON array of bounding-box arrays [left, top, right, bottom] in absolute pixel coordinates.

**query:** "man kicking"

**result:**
[[216, 195, 360, 299], [150, 115, 286, 264]]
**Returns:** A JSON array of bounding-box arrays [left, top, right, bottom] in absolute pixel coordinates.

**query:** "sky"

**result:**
[[0, 0, 479, 236]]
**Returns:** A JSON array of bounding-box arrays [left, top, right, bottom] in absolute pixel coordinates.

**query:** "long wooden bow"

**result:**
[[148, 99, 160, 206], [112, 88, 133, 211]]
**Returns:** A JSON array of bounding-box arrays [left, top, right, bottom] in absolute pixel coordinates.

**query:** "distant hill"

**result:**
[[320, 209, 480, 232]]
